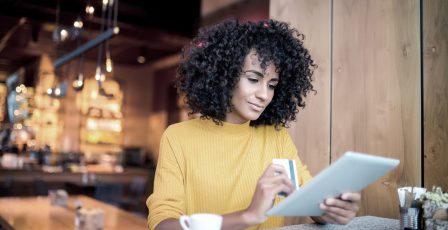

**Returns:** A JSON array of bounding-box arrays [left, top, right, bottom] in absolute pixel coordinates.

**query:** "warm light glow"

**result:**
[[14, 110, 19, 116], [95, 66, 102, 81], [106, 57, 113, 73], [137, 55, 146, 64], [86, 6, 95, 15], [73, 80, 83, 88], [54, 88, 61, 96], [96, 73, 106, 82], [60, 29, 69, 41], [16, 124, 23, 130], [91, 91, 98, 99], [74, 19, 83, 29], [15, 84, 26, 93], [102, 0, 108, 6], [47, 88, 53, 95], [86, 118, 122, 132], [110, 104, 118, 112]]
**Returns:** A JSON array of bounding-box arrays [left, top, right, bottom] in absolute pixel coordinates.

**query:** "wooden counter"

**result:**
[[0, 166, 155, 197], [0, 167, 150, 183], [0, 195, 148, 230]]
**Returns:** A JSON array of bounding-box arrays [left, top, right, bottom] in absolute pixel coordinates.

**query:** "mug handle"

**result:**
[[179, 215, 191, 230]]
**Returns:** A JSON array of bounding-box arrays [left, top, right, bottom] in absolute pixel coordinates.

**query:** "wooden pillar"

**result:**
[[423, 0, 448, 192]]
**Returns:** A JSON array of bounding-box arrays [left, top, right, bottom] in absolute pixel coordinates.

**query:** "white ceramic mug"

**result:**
[[179, 213, 223, 230]]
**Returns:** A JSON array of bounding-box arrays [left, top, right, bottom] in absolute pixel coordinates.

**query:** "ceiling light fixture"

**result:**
[[73, 17, 83, 29], [85, 0, 95, 18], [137, 55, 146, 64], [137, 47, 146, 64], [73, 36, 85, 91], [105, 0, 114, 73]]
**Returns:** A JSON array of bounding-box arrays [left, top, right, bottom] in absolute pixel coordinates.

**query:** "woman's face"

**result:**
[[225, 50, 279, 124]]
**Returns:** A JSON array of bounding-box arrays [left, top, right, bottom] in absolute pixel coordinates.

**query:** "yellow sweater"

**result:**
[[147, 118, 312, 230]]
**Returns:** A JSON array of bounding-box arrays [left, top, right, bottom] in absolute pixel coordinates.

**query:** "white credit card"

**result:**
[[272, 159, 299, 197]]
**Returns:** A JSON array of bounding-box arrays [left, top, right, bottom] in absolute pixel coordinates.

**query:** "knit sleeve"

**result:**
[[279, 128, 313, 186], [146, 128, 186, 230]]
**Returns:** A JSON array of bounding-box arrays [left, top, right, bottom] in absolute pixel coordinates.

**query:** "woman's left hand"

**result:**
[[316, 192, 361, 224]]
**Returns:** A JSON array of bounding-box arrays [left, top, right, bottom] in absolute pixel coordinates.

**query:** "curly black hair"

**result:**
[[176, 19, 316, 128]]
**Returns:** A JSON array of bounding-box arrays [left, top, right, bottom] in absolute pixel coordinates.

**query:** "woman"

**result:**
[[147, 19, 360, 230]]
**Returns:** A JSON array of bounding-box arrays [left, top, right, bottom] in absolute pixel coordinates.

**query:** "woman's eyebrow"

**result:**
[[244, 70, 264, 77], [245, 70, 279, 81]]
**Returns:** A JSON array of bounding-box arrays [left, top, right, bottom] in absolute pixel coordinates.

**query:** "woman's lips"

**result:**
[[248, 102, 264, 112]]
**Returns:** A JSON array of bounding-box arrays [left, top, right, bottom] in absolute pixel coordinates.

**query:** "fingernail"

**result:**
[[320, 203, 326, 210]]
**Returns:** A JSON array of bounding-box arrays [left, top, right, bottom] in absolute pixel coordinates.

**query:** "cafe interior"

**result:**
[[0, 0, 447, 229], [0, 0, 273, 229]]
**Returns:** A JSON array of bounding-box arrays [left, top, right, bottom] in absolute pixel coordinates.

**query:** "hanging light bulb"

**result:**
[[72, 73, 84, 91], [86, 5, 94, 14], [46, 88, 53, 96], [137, 47, 147, 64], [54, 87, 61, 96], [106, 57, 113, 72], [106, 50, 113, 73], [74, 17, 83, 29], [85, 0, 95, 18], [94, 66, 102, 81], [137, 55, 146, 64], [100, 72, 106, 81]]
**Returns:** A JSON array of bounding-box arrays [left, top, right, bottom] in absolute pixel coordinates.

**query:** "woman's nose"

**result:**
[[255, 86, 268, 101]]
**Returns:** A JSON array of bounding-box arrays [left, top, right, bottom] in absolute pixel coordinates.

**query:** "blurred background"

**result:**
[[0, 0, 270, 221]]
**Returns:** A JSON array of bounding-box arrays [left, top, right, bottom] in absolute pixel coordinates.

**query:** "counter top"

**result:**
[[0, 195, 148, 230], [268, 216, 399, 229]]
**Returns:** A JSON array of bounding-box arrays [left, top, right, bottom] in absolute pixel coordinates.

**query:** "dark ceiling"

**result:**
[[0, 0, 200, 77]]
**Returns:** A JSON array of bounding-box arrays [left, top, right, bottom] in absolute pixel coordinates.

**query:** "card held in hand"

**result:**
[[272, 159, 299, 197]]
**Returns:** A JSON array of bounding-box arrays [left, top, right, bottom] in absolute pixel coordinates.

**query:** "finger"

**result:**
[[271, 183, 293, 196], [341, 192, 361, 202], [322, 210, 351, 225], [319, 213, 338, 224], [262, 173, 294, 187], [258, 183, 292, 201], [262, 164, 288, 178], [320, 202, 353, 219], [325, 198, 359, 212], [260, 174, 295, 194]]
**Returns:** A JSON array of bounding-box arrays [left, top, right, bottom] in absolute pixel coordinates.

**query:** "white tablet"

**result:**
[[266, 151, 400, 216]]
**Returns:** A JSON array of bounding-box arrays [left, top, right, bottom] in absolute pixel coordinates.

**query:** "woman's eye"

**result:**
[[268, 84, 277, 90], [248, 78, 259, 83]]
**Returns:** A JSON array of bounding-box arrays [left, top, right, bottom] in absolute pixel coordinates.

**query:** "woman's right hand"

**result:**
[[243, 164, 295, 225]]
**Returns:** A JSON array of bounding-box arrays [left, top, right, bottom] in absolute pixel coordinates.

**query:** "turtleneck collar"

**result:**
[[200, 118, 252, 135]]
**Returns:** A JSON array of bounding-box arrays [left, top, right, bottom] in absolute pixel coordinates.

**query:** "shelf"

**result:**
[[80, 142, 122, 154]]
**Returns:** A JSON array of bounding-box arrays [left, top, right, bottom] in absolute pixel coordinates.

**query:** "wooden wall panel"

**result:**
[[332, 0, 421, 218], [270, 0, 331, 177], [423, 0, 448, 191]]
